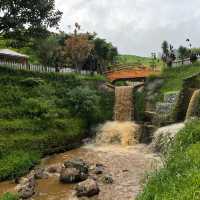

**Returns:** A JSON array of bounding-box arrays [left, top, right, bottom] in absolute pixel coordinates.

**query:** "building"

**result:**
[[0, 49, 29, 64]]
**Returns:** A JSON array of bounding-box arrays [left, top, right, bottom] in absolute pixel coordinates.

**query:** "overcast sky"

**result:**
[[55, 0, 200, 57]]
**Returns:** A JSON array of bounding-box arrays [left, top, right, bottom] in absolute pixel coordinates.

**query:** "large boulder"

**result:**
[[94, 164, 104, 175], [64, 159, 89, 174], [34, 167, 48, 179], [151, 123, 185, 153], [60, 167, 87, 183], [16, 175, 36, 199], [75, 179, 100, 197], [101, 174, 113, 184], [47, 164, 62, 174]]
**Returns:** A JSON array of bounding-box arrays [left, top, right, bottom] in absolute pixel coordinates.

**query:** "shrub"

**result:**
[[66, 86, 101, 126], [20, 77, 45, 87]]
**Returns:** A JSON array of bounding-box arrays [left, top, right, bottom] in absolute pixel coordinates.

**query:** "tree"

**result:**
[[0, 0, 62, 44], [178, 46, 189, 64], [161, 41, 169, 58], [64, 34, 94, 71], [93, 38, 118, 72], [35, 34, 66, 67], [161, 41, 176, 67]]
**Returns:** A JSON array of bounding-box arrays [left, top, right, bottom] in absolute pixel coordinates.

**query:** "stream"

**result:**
[[0, 144, 160, 200]]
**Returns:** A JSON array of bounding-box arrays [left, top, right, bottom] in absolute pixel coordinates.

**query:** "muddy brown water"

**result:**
[[0, 144, 160, 200]]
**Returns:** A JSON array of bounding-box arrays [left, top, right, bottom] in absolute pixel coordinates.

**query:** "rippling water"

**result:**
[[0, 144, 160, 200]]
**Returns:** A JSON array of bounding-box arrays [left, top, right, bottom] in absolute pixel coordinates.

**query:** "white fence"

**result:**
[[172, 56, 200, 68], [0, 61, 96, 75]]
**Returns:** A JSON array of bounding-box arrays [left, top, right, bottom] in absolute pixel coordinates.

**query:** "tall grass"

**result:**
[[137, 120, 200, 200]]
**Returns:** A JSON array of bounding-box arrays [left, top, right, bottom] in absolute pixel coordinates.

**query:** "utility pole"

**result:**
[[151, 52, 157, 70]]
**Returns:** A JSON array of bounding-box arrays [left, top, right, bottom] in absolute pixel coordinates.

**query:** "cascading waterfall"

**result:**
[[96, 86, 141, 146], [114, 86, 134, 121], [186, 89, 200, 120]]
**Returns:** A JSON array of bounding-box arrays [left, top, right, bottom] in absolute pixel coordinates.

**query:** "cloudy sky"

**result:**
[[55, 0, 200, 56]]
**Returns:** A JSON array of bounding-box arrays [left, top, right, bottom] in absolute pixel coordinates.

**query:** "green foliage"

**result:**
[[0, 66, 114, 181], [0, 193, 18, 200], [0, 151, 40, 181], [137, 120, 200, 200], [178, 46, 190, 61], [0, 0, 62, 44], [117, 54, 163, 69], [20, 77, 45, 87], [34, 35, 67, 66], [156, 62, 200, 101], [66, 86, 101, 126]]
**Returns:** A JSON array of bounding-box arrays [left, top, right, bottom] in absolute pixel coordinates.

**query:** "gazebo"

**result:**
[[0, 49, 29, 64]]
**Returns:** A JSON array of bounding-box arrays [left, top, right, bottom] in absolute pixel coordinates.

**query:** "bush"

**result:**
[[20, 77, 45, 87], [66, 86, 101, 126]]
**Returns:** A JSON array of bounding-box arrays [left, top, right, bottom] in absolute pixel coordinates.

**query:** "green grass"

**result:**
[[149, 62, 200, 103], [160, 62, 200, 94], [0, 66, 114, 182], [137, 120, 200, 200], [117, 54, 164, 69], [0, 193, 18, 200]]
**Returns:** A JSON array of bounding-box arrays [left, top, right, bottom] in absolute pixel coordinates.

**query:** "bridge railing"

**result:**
[[104, 65, 159, 75]]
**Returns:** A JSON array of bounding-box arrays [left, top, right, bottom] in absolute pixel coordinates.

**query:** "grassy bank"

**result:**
[[137, 120, 200, 200], [160, 62, 200, 95], [118, 54, 163, 69], [0, 66, 114, 181]]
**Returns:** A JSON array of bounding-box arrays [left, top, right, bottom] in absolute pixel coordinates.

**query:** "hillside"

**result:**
[[0, 66, 113, 181], [153, 62, 200, 102], [117, 54, 164, 69]]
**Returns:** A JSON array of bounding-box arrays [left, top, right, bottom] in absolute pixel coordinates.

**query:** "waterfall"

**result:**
[[186, 89, 200, 120], [114, 86, 134, 121], [96, 86, 141, 146]]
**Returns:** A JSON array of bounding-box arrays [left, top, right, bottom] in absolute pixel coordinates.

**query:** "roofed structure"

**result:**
[[0, 49, 29, 64]]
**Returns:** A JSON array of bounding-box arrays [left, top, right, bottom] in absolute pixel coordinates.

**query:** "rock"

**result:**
[[16, 175, 36, 199], [75, 179, 100, 197], [47, 164, 62, 174], [82, 138, 92, 145], [164, 92, 179, 104], [60, 167, 87, 183], [151, 123, 185, 153], [101, 174, 113, 184], [64, 159, 89, 174], [34, 167, 48, 179], [94, 164, 104, 175]]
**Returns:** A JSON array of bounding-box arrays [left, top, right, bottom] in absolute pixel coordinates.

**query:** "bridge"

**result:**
[[105, 67, 160, 83]]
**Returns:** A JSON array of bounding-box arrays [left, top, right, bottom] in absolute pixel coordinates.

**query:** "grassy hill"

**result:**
[[152, 62, 200, 101], [0, 66, 113, 182], [117, 54, 164, 69]]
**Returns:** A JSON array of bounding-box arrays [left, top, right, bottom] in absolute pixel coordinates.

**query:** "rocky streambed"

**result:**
[[0, 144, 160, 200]]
